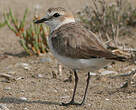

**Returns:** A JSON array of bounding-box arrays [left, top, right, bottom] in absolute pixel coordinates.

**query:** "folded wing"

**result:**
[[51, 23, 126, 61]]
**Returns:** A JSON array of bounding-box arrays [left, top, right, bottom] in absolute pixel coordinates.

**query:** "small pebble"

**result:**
[[58, 64, 62, 76], [89, 72, 97, 76], [54, 89, 57, 93], [37, 74, 44, 78], [132, 68, 136, 71], [16, 77, 24, 80], [0, 104, 9, 110], [88, 104, 91, 106], [101, 70, 117, 75], [20, 97, 27, 101], [64, 89, 67, 92], [71, 89, 73, 91], [4, 87, 11, 90], [105, 98, 110, 101], [107, 65, 112, 68], [15, 63, 31, 70], [24, 66, 30, 70], [24, 107, 28, 110]]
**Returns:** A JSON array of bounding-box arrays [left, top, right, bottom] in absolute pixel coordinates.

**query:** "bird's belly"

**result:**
[[56, 54, 111, 71]]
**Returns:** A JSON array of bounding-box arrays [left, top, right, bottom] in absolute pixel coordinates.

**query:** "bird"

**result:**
[[34, 7, 127, 106]]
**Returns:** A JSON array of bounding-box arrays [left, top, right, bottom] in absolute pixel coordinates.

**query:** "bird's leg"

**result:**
[[61, 71, 91, 106], [79, 72, 91, 105], [61, 70, 78, 106]]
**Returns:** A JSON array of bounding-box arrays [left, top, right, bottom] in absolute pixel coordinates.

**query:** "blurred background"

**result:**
[[1, 0, 136, 14], [0, 0, 136, 110]]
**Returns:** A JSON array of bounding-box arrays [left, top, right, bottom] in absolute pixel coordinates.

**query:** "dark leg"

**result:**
[[79, 72, 91, 105], [61, 70, 78, 106], [61, 72, 91, 106]]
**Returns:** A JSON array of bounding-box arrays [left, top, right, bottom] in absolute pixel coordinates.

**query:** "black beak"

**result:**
[[34, 18, 48, 24]]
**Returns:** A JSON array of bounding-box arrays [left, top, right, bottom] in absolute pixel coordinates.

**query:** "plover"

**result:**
[[34, 7, 126, 106]]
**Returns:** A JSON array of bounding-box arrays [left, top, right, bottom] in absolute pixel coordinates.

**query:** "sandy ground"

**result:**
[[0, 0, 136, 110]]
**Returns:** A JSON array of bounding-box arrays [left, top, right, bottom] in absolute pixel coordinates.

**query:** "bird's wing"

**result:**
[[51, 23, 125, 61]]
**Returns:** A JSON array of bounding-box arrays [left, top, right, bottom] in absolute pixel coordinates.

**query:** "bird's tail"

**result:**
[[110, 55, 127, 62], [110, 49, 136, 63]]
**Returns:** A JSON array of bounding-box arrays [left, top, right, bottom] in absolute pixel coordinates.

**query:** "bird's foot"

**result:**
[[60, 100, 84, 106]]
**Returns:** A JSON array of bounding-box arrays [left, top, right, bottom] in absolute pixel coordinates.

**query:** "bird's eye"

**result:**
[[53, 13, 60, 17]]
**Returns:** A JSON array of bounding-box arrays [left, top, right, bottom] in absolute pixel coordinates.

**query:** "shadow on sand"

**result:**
[[0, 97, 60, 105], [4, 52, 29, 58]]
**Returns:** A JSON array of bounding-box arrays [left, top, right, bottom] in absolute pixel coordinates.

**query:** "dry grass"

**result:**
[[78, 0, 136, 48]]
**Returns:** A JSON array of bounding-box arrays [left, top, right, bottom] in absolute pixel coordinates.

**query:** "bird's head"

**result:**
[[34, 7, 75, 32]]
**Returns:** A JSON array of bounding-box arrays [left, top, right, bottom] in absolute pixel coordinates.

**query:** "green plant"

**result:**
[[0, 20, 6, 28], [4, 9, 49, 56]]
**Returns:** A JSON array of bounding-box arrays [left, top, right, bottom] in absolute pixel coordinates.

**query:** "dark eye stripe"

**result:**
[[53, 13, 60, 17]]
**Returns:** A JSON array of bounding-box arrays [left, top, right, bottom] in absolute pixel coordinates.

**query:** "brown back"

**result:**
[[51, 23, 125, 61]]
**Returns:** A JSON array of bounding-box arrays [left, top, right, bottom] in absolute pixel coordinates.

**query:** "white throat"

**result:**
[[50, 18, 75, 33], [56, 18, 75, 30]]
